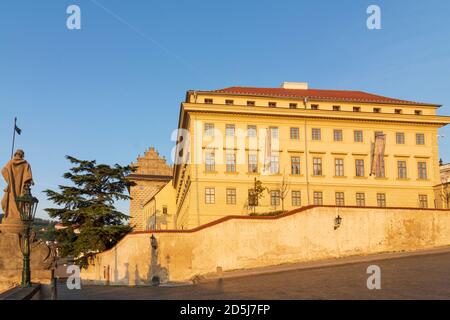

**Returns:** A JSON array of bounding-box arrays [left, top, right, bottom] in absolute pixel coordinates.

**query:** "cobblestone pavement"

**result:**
[[57, 251, 450, 300]]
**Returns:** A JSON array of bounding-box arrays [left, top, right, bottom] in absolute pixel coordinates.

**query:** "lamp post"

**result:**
[[15, 184, 39, 287]]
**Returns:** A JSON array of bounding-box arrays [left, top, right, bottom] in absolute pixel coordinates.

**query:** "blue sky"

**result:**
[[1, 0, 450, 219]]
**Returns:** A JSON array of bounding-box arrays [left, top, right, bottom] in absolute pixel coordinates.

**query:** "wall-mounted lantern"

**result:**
[[150, 234, 158, 250], [334, 215, 342, 230]]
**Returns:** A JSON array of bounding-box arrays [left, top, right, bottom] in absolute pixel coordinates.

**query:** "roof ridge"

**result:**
[[198, 86, 440, 107]]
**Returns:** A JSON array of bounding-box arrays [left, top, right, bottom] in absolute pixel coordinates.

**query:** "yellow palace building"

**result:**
[[135, 82, 450, 231]]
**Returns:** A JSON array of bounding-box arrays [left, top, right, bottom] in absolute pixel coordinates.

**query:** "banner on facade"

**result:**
[[371, 134, 386, 176], [263, 127, 272, 173]]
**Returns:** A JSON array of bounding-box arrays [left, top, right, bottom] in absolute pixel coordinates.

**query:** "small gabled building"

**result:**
[[128, 147, 172, 231]]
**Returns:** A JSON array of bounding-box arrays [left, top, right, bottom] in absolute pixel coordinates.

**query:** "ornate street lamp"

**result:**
[[15, 184, 39, 287]]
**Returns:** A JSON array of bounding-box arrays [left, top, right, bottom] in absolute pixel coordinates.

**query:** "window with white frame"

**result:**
[[335, 158, 344, 176], [355, 159, 365, 177], [313, 191, 323, 205], [416, 133, 425, 145], [396, 132, 405, 144], [312, 128, 321, 141], [226, 152, 236, 172], [226, 124, 235, 137], [292, 191, 301, 206], [356, 193, 365, 207], [270, 190, 281, 206], [204, 123, 214, 137], [270, 127, 279, 139], [205, 188, 215, 204], [291, 156, 301, 175], [290, 127, 300, 140], [333, 129, 343, 142], [377, 193, 386, 207], [205, 151, 215, 172], [313, 157, 322, 176], [248, 154, 258, 173], [226, 188, 236, 204], [335, 192, 345, 206], [270, 155, 279, 174], [418, 162, 427, 179], [354, 130, 363, 142], [247, 125, 257, 138], [397, 161, 407, 179], [418, 195, 428, 208]]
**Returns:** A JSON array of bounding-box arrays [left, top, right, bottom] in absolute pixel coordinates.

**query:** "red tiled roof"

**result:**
[[203, 86, 439, 106]]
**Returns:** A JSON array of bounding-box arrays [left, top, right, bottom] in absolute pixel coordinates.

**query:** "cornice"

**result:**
[[181, 103, 450, 127]]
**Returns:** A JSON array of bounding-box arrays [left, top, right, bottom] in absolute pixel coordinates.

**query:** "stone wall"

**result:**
[[81, 206, 450, 285], [0, 231, 54, 291]]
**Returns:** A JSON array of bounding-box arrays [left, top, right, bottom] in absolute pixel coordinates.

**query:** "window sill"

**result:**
[[396, 178, 410, 181], [225, 172, 239, 175], [374, 177, 389, 180], [289, 174, 304, 177], [417, 178, 430, 181], [311, 175, 325, 178], [333, 176, 347, 179], [354, 176, 368, 179], [203, 171, 218, 174], [247, 172, 260, 175]]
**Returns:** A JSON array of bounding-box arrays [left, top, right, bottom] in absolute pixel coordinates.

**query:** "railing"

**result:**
[[0, 278, 57, 300], [0, 284, 41, 300]]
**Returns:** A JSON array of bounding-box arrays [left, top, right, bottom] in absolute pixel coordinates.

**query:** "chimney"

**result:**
[[281, 82, 308, 90]]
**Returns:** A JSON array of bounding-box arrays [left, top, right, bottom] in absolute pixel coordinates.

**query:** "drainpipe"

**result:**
[[195, 161, 200, 227], [303, 97, 311, 205], [194, 115, 201, 227], [153, 198, 157, 230]]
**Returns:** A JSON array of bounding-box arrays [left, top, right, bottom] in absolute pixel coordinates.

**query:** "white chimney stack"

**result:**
[[281, 82, 309, 90]]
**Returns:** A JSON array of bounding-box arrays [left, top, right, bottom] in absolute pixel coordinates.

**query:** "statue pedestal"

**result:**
[[0, 217, 24, 234], [0, 219, 55, 292]]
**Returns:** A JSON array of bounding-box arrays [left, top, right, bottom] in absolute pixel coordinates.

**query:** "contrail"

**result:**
[[88, 0, 201, 74]]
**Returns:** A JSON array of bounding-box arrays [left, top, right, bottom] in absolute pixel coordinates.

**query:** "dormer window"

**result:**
[[289, 103, 298, 109], [353, 107, 361, 112], [333, 105, 341, 111], [225, 100, 234, 105], [204, 99, 213, 104], [311, 104, 319, 110], [395, 109, 402, 114], [373, 108, 381, 113], [415, 110, 423, 115], [268, 102, 277, 108], [247, 101, 255, 106]]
